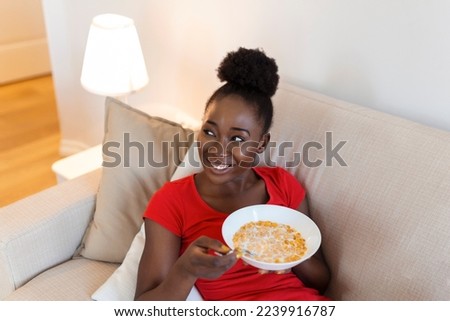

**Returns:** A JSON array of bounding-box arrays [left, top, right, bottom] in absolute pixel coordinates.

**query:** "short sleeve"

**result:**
[[143, 182, 184, 237], [255, 167, 306, 209], [279, 168, 305, 209]]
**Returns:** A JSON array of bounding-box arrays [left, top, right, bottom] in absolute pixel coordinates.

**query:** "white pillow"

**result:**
[[91, 223, 203, 301], [91, 224, 145, 301], [169, 140, 202, 181], [92, 143, 203, 301]]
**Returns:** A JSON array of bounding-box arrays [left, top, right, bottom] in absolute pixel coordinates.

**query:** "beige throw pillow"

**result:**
[[78, 97, 194, 263]]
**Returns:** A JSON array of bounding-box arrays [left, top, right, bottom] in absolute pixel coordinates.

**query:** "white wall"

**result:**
[[0, 0, 51, 84], [42, 0, 450, 155]]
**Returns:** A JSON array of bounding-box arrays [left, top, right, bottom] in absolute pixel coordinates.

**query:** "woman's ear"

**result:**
[[257, 133, 270, 153]]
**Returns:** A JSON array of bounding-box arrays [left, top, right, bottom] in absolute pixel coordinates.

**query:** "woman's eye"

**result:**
[[231, 136, 244, 142], [203, 129, 215, 137]]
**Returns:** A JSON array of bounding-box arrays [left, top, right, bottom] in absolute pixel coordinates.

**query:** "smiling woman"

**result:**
[[0, 75, 61, 207], [135, 47, 330, 301]]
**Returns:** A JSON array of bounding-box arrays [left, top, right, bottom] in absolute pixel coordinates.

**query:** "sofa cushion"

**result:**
[[78, 97, 193, 263], [266, 83, 450, 300], [4, 258, 118, 300]]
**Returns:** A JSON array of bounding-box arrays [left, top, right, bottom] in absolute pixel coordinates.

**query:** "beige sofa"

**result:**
[[1, 83, 449, 301]]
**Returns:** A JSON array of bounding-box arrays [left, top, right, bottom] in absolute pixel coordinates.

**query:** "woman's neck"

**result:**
[[194, 168, 269, 213]]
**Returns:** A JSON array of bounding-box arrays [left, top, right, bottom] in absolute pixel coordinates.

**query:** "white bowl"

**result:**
[[222, 204, 321, 271]]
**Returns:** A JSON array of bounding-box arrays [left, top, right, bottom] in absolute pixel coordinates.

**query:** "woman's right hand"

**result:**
[[136, 221, 237, 300], [175, 236, 238, 280]]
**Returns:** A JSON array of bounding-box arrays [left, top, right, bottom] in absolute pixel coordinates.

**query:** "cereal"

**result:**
[[232, 220, 307, 263]]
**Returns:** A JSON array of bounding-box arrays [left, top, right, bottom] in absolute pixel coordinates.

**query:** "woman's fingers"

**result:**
[[180, 236, 237, 279], [194, 236, 231, 254]]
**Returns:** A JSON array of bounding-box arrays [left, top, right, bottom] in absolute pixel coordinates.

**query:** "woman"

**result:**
[[135, 47, 330, 300]]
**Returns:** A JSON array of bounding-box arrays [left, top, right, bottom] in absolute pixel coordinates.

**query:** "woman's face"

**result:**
[[198, 94, 268, 185]]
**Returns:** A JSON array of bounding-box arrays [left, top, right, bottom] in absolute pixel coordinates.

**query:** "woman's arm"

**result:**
[[135, 219, 237, 300], [291, 200, 331, 294], [134, 219, 193, 300]]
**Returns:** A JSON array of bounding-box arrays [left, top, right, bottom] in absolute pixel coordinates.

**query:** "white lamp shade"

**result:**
[[80, 14, 149, 96]]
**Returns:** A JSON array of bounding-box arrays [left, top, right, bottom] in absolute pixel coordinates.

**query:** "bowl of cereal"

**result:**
[[222, 204, 321, 271]]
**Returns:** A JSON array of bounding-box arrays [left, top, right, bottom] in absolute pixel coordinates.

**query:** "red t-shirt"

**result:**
[[144, 166, 327, 300]]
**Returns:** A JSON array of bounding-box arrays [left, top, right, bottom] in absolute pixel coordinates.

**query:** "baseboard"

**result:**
[[0, 38, 51, 84], [59, 139, 93, 157]]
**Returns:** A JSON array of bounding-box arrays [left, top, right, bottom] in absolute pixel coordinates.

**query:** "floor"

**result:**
[[0, 75, 61, 207]]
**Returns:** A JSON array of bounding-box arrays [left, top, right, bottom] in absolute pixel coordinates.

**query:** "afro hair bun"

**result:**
[[217, 47, 279, 97]]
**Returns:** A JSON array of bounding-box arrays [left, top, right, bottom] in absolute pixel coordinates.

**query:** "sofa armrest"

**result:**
[[0, 169, 101, 299]]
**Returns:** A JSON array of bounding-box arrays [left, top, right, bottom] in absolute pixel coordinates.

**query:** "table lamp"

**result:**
[[80, 13, 149, 101], [53, 14, 150, 182]]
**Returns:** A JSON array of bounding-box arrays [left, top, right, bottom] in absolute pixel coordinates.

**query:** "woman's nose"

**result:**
[[205, 138, 230, 156]]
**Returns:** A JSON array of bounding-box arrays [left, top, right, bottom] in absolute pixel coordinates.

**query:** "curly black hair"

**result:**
[[205, 47, 279, 134]]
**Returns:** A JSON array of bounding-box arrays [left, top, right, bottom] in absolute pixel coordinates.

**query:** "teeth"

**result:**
[[212, 164, 229, 170]]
